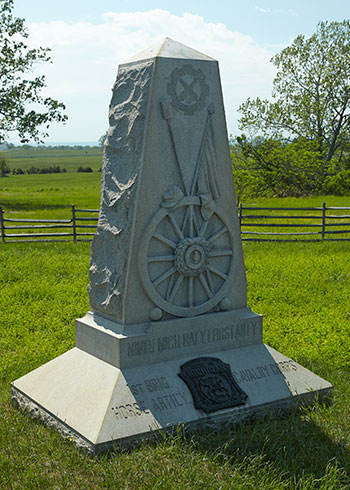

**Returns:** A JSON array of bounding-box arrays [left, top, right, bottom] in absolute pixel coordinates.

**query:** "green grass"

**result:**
[[244, 195, 350, 208], [0, 240, 349, 489], [0, 173, 350, 488], [3, 146, 103, 173], [0, 173, 101, 218]]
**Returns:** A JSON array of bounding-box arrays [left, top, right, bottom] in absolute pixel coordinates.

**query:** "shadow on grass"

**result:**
[[187, 408, 350, 483]]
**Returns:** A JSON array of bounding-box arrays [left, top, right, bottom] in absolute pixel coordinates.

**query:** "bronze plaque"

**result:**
[[178, 357, 247, 413]]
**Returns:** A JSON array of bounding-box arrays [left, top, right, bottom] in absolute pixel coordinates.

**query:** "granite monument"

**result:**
[[11, 38, 333, 454]]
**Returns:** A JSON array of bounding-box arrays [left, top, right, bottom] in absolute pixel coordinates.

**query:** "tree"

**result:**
[[0, 0, 67, 143], [238, 21, 350, 164], [0, 158, 10, 176], [232, 136, 329, 197]]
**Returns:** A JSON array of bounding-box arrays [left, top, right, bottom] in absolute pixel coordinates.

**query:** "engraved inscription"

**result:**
[[128, 377, 171, 396], [157, 323, 259, 352], [127, 378, 191, 413], [167, 64, 209, 115], [128, 339, 155, 357], [232, 360, 298, 384], [127, 321, 260, 357], [129, 383, 145, 395], [112, 391, 191, 419], [111, 360, 298, 421], [151, 392, 191, 411], [111, 402, 150, 420], [144, 377, 170, 392], [271, 360, 298, 375]]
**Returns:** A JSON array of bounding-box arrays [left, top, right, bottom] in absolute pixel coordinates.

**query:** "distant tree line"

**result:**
[[0, 161, 100, 177], [5, 143, 100, 150], [8, 165, 96, 175], [14, 165, 67, 175]]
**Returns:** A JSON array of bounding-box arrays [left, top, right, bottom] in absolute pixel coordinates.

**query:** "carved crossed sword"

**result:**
[[160, 101, 215, 198]]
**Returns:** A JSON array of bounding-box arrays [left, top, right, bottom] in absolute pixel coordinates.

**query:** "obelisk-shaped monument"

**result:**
[[12, 39, 332, 454]]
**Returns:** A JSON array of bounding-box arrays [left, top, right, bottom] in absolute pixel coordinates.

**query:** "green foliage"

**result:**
[[239, 21, 350, 164], [324, 170, 350, 196], [232, 168, 261, 206], [24, 165, 66, 174], [232, 136, 329, 198], [0, 158, 10, 177], [11, 167, 24, 175], [0, 0, 67, 143], [77, 166, 93, 173]]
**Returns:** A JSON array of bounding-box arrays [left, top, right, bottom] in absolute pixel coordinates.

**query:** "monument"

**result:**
[[11, 38, 332, 455]]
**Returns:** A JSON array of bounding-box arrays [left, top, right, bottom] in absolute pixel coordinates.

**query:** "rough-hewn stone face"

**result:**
[[88, 61, 153, 320]]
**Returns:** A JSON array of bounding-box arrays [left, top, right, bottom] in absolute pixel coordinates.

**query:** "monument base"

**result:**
[[11, 343, 332, 455]]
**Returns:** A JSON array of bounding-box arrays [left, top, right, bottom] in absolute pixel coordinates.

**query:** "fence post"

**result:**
[[0, 206, 5, 243], [239, 202, 242, 232], [72, 204, 77, 242], [321, 202, 326, 240]]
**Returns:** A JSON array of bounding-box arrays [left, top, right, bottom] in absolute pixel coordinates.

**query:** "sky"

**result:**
[[8, 0, 350, 144]]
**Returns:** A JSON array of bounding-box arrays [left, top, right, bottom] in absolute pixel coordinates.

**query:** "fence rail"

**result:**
[[0, 203, 349, 243], [0, 205, 99, 243], [239, 202, 350, 242]]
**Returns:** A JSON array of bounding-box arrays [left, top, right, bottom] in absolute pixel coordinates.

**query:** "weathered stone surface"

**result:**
[[88, 61, 153, 319]]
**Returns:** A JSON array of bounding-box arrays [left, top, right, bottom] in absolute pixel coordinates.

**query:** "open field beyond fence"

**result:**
[[3, 146, 103, 173]]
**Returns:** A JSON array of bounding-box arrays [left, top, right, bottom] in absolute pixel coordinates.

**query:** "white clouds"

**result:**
[[25, 9, 277, 142], [255, 6, 297, 17], [255, 6, 272, 14]]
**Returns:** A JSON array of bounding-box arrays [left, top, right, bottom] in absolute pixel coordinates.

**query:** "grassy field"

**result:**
[[0, 171, 349, 215], [0, 170, 350, 489], [2, 146, 103, 173], [0, 173, 101, 218]]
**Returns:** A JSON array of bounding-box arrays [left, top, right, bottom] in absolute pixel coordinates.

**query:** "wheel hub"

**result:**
[[175, 237, 210, 277]]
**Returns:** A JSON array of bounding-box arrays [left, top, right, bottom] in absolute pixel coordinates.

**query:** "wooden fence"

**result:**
[[0, 205, 98, 243], [239, 203, 350, 242], [0, 203, 349, 243]]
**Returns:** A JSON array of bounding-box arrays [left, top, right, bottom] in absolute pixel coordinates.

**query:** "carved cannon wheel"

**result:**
[[139, 196, 234, 317]]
